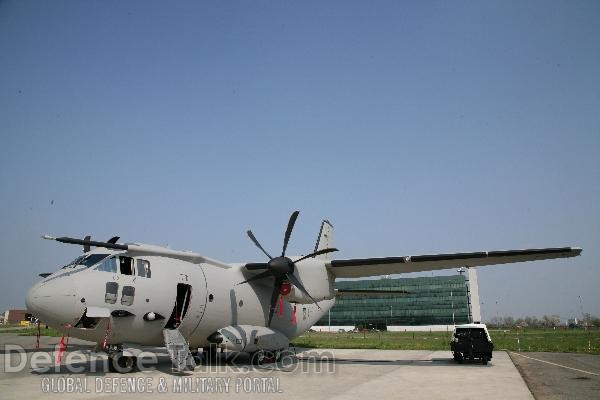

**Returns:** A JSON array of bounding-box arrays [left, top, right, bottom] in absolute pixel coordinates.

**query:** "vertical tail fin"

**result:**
[[314, 220, 334, 260]]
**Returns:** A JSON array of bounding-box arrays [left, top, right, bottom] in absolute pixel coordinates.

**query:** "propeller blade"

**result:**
[[238, 270, 272, 285], [293, 247, 339, 264], [287, 273, 321, 310], [245, 262, 269, 270], [247, 230, 273, 260], [282, 210, 299, 257], [267, 279, 283, 326]]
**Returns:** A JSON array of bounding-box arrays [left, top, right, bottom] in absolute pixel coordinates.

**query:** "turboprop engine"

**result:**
[[281, 258, 335, 304], [239, 211, 338, 325]]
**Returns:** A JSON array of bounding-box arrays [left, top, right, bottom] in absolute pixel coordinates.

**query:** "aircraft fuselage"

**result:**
[[26, 250, 334, 351]]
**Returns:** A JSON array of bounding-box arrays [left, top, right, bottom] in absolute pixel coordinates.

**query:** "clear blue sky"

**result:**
[[1, 0, 598, 320]]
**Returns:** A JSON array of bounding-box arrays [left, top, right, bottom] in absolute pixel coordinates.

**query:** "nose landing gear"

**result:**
[[108, 350, 137, 373]]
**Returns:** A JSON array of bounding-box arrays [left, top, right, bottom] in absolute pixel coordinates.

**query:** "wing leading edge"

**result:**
[[328, 247, 582, 279]]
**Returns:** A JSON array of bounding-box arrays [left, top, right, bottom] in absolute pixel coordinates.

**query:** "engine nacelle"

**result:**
[[212, 325, 290, 352], [283, 259, 335, 304]]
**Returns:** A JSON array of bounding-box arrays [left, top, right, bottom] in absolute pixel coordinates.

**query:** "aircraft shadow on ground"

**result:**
[[0, 344, 91, 355], [296, 356, 492, 368], [26, 351, 306, 376], [24, 350, 490, 377]]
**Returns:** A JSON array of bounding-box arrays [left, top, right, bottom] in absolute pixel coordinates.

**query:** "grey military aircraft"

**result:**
[[26, 211, 581, 372]]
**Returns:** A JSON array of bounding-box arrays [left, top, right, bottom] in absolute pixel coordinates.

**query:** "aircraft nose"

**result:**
[[26, 275, 84, 327]]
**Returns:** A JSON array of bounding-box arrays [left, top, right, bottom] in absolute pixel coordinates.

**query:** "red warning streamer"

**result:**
[[279, 296, 284, 317], [102, 319, 111, 351], [55, 337, 66, 365], [175, 297, 180, 326], [35, 321, 41, 351], [65, 325, 71, 350], [291, 304, 297, 325], [55, 325, 72, 365]]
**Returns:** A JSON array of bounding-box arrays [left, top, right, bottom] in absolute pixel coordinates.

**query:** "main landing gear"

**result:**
[[250, 349, 296, 366]]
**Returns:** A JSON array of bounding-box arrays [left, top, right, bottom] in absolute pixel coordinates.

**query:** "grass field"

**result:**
[[0, 325, 63, 337], [290, 328, 600, 354], [2, 326, 598, 355]]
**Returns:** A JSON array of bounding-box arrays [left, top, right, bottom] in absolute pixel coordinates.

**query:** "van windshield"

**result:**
[[455, 328, 487, 338]]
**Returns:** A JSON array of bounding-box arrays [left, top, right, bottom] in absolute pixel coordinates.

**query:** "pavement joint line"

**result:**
[[510, 352, 599, 376]]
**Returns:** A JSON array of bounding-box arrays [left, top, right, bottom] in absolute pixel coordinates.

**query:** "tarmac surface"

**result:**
[[509, 351, 600, 399], [0, 333, 533, 399]]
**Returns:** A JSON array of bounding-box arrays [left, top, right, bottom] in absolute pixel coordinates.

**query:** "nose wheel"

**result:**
[[108, 351, 137, 373]]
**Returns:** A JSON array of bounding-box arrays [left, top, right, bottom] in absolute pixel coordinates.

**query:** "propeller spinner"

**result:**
[[240, 211, 338, 326]]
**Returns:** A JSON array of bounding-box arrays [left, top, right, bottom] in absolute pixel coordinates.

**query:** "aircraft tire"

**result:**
[[251, 350, 276, 365], [109, 352, 136, 373]]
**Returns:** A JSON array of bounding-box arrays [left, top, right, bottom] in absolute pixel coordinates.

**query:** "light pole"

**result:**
[[451, 290, 455, 326], [579, 295, 587, 329], [495, 300, 499, 320]]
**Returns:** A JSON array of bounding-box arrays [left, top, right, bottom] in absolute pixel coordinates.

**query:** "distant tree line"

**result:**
[[485, 313, 600, 329]]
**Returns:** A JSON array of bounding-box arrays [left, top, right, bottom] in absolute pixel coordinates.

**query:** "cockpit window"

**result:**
[[96, 256, 117, 273], [63, 254, 109, 269], [80, 254, 109, 267], [137, 259, 151, 278], [62, 255, 85, 268]]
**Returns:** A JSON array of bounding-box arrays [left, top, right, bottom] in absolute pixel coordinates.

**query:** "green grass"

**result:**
[[3, 326, 598, 354], [489, 329, 600, 354], [291, 328, 600, 354], [0, 325, 63, 337], [0, 324, 25, 329]]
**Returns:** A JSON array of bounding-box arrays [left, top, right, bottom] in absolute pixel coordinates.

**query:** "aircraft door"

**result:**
[[117, 256, 137, 306], [164, 266, 207, 338]]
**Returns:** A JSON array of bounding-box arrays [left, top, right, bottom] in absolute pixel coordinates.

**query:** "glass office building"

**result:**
[[316, 275, 471, 328]]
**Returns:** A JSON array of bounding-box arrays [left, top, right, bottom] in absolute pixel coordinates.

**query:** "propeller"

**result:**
[[240, 211, 338, 326]]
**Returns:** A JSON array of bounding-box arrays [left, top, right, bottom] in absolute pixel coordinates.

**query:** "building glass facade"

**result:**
[[316, 275, 471, 327]]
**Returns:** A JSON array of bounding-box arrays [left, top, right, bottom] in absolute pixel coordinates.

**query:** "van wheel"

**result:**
[[455, 353, 463, 364]]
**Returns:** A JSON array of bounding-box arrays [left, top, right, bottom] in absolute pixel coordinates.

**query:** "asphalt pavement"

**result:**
[[1, 333, 533, 399], [509, 351, 600, 399]]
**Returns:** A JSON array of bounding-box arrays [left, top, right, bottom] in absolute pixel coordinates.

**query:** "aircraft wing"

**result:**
[[328, 247, 581, 278]]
